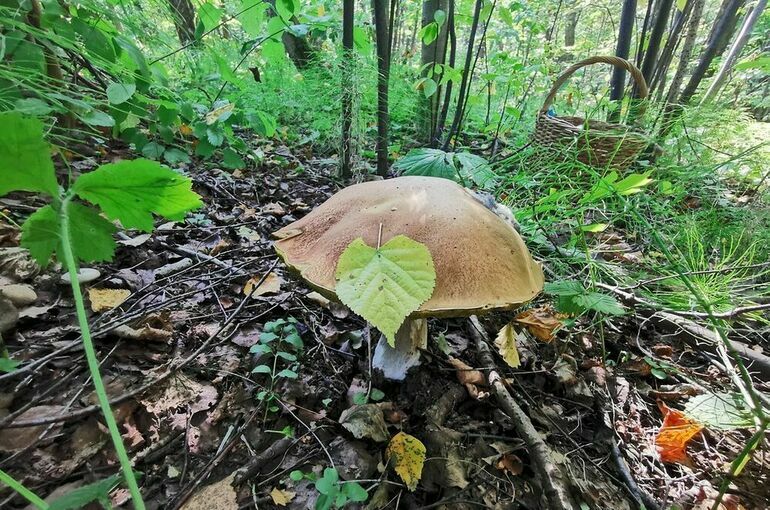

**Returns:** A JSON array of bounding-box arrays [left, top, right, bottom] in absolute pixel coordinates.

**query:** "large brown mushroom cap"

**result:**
[[273, 176, 544, 318]]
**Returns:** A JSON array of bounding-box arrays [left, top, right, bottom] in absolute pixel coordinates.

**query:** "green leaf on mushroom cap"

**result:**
[[335, 235, 436, 346]]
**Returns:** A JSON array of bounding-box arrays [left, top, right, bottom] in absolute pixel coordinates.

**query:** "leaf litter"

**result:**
[[0, 152, 768, 510]]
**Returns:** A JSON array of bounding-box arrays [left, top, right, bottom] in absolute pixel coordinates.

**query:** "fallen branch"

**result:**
[[469, 316, 575, 510]]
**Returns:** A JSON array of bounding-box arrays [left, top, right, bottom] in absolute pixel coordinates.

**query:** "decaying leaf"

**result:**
[[270, 487, 296, 506], [447, 357, 485, 386], [88, 288, 131, 312], [386, 431, 426, 491], [181, 473, 237, 510], [339, 404, 390, 442], [494, 323, 521, 368], [0, 405, 65, 451], [243, 271, 282, 296], [496, 453, 524, 475], [514, 306, 562, 342], [655, 401, 704, 464]]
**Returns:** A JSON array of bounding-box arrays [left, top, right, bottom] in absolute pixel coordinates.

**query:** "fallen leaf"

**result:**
[[495, 323, 521, 368], [655, 401, 704, 464], [386, 432, 426, 491], [88, 288, 131, 312], [243, 272, 282, 296], [270, 487, 296, 506], [117, 233, 152, 247], [0, 405, 65, 451], [447, 357, 485, 386], [339, 404, 390, 442], [514, 306, 562, 342], [262, 202, 286, 216], [182, 473, 237, 510], [496, 453, 523, 475]]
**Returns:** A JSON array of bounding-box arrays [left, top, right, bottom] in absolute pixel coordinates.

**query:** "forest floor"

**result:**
[[1, 142, 769, 510]]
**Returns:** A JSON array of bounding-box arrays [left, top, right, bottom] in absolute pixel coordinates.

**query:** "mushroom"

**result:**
[[273, 176, 544, 380]]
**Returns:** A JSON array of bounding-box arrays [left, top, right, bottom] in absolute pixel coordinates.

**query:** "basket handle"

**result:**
[[540, 55, 649, 114]]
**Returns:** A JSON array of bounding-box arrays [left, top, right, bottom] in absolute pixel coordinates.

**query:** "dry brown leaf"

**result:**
[[494, 323, 521, 368], [182, 473, 237, 510], [514, 307, 563, 342], [88, 288, 131, 312], [0, 405, 65, 451], [496, 453, 523, 475], [270, 487, 296, 506], [447, 357, 485, 386], [243, 272, 282, 296], [262, 202, 286, 216]]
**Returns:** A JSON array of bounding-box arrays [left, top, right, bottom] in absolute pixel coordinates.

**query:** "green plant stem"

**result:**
[[59, 196, 145, 510], [0, 469, 49, 509]]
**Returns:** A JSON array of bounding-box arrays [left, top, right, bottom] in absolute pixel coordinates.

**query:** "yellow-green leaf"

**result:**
[[0, 112, 58, 198], [386, 432, 426, 491], [335, 235, 436, 346], [495, 323, 521, 368]]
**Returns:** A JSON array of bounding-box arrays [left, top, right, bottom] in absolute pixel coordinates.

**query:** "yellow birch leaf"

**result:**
[[495, 323, 521, 368], [243, 272, 282, 296], [88, 288, 131, 312], [386, 431, 426, 491], [269, 487, 295, 506]]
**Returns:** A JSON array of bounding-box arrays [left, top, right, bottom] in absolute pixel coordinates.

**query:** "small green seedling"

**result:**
[[352, 388, 385, 405], [250, 317, 304, 419], [0, 112, 202, 510], [289, 468, 368, 510]]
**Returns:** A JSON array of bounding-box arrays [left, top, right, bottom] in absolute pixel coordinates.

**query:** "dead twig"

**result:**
[[469, 316, 574, 510]]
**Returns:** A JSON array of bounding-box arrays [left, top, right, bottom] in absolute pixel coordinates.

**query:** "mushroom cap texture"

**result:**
[[273, 176, 544, 318]]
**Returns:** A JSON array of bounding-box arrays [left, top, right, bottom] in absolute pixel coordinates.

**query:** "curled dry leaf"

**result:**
[[655, 401, 704, 464], [88, 288, 131, 312], [339, 404, 390, 443], [496, 453, 524, 476], [494, 323, 521, 368], [243, 271, 282, 296], [514, 306, 563, 342], [386, 432, 426, 491], [447, 357, 485, 386]]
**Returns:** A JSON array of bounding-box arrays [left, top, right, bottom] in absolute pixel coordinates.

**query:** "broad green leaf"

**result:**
[[80, 110, 115, 127], [141, 142, 165, 159], [420, 77, 437, 98], [684, 393, 754, 430], [0, 357, 20, 373], [106, 82, 136, 105], [72, 159, 202, 232], [276, 0, 298, 19], [393, 148, 458, 182], [386, 432, 426, 491], [335, 236, 436, 346], [342, 482, 368, 502], [49, 474, 122, 510], [454, 151, 497, 187], [205, 101, 235, 125], [0, 112, 58, 197], [574, 292, 625, 316], [14, 98, 54, 115], [20, 203, 117, 266], [163, 148, 191, 165], [544, 280, 584, 296], [198, 2, 223, 32], [353, 27, 371, 54], [419, 22, 438, 45], [222, 148, 246, 169], [238, 0, 267, 36]]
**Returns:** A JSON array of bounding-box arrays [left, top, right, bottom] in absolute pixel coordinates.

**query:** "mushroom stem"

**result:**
[[372, 319, 428, 381]]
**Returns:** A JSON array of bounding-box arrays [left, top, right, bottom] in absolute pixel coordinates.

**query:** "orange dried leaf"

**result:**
[[655, 401, 703, 464], [514, 307, 562, 342]]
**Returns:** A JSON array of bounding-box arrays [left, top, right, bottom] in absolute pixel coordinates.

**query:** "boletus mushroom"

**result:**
[[273, 176, 544, 380]]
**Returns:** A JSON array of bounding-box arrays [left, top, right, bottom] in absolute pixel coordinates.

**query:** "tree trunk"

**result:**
[[419, 0, 449, 142], [373, 0, 391, 176], [441, 0, 482, 150], [700, 0, 767, 104], [638, 0, 675, 88], [433, 0, 456, 146], [167, 0, 197, 45], [609, 0, 637, 121], [267, 0, 315, 69], [665, 0, 705, 104], [564, 7, 578, 47], [340, 0, 355, 178], [648, 1, 694, 95], [678, 0, 744, 104], [634, 0, 654, 67]]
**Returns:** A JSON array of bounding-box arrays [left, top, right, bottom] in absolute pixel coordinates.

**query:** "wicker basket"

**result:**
[[533, 56, 650, 171]]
